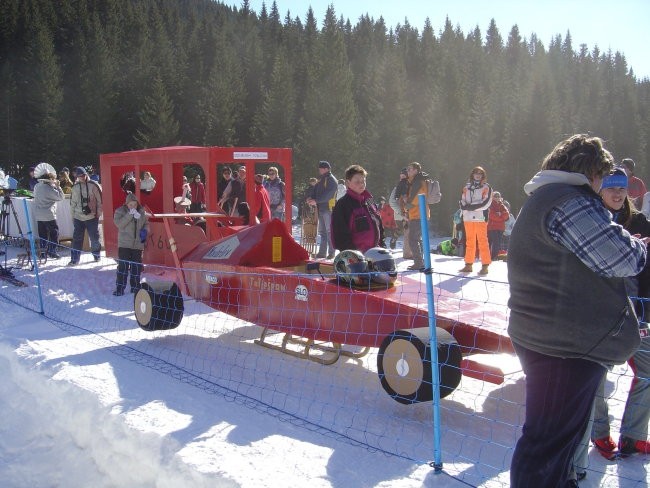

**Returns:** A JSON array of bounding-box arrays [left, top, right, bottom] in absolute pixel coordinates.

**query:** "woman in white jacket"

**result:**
[[459, 166, 493, 275]]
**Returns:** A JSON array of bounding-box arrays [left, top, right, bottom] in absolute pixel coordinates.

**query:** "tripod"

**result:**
[[0, 192, 36, 272], [0, 193, 25, 244]]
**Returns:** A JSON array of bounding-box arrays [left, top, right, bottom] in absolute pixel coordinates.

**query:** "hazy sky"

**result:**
[[229, 0, 649, 79]]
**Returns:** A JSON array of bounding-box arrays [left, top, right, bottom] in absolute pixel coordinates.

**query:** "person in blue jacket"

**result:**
[[306, 161, 338, 258]]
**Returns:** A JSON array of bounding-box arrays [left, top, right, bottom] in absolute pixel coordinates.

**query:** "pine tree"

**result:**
[[251, 47, 296, 147], [74, 12, 118, 160], [134, 74, 180, 148], [22, 18, 65, 163], [297, 5, 358, 178], [199, 31, 244, 146]]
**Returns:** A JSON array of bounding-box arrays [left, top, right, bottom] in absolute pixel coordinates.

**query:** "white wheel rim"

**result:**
[[383, 338, 423, 396]]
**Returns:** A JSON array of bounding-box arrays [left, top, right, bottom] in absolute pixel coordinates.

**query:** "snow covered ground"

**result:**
[[0, 232, 648, 487]]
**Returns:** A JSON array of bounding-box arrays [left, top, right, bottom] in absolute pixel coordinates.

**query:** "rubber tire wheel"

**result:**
[[377, 327, 462, 404], [134, 282, 184, 331]]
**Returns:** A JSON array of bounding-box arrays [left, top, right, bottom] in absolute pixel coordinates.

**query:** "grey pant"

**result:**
[[408, 218, 424, 267], [592, 336, 650, 441], [317, 209, 333, 257]]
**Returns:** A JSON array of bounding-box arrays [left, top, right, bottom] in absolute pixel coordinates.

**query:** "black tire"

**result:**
[[377, 327, 462, 404], [134, 281, 184, 331]]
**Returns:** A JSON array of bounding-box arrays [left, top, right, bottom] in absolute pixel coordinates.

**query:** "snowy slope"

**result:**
[[0, 238, 648, 487]]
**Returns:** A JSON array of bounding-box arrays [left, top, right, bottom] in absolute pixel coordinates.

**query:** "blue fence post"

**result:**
[[22, 199, 45, 314], [417, 193, 443, 471]]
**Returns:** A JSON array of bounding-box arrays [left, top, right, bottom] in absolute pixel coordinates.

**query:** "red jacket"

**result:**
[[378, 203, 397, 229], [487, 199, 510, 231], [250, 183, 271, 223], [189, 180, 206, 204]]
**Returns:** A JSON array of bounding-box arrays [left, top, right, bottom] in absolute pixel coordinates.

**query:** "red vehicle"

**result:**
[[100, 147, 516, 404]]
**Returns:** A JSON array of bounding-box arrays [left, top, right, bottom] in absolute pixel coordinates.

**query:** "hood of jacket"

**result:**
[[523, 170, 591, 196]]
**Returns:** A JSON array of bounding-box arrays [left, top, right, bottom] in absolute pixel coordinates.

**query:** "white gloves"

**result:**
[[129, 207, 141, 219]]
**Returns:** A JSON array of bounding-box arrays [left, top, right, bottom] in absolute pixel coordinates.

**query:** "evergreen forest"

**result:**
[[1, 0, 649, 217]]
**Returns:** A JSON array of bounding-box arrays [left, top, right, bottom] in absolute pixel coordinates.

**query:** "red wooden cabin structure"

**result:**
[[100, 146, 293, 267]]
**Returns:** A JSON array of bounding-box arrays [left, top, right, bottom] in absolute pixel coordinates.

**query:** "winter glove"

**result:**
[[132, 210, 141, 219], [139, 228, 148, 243]]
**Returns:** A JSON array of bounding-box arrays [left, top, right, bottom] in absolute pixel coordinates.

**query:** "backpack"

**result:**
[[425, 179, 441, 204]]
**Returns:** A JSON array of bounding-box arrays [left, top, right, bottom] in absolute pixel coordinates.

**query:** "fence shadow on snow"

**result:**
[[0, 239, 648, 487]]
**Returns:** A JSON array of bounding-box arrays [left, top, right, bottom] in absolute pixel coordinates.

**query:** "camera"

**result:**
[[82, 205, 92, 215]]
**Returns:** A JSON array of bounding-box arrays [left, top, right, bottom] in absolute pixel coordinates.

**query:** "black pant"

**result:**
[[37, 220, 59, 253], [488, 229, 504, 259], [115, 247, 143, 292], [510, 343, 606, 488]]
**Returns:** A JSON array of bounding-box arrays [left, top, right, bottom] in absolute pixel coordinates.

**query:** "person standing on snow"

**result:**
[[507, 134, 646, 488], [378, 196, 397, 249], [331, 164, 384, 253], [112, 192, 149, 296], [307, 161, 337, 259], [459, 166, 492, 275], [403, 162, 429, 271], [33, 168, 64, 259], [487, 191, 510, 260], [593, 168, 650, 462], [389, 168, 411, 258], [69, 166, 102, 265]]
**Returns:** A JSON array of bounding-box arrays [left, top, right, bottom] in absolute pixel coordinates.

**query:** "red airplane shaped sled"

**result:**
[[100, 146, 518, 404]]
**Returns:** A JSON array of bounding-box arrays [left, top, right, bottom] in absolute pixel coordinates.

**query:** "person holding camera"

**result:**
[[69, 166, 102, 265], [112, 192, 149, 296]]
